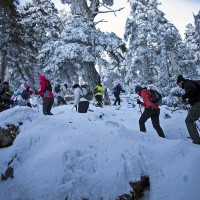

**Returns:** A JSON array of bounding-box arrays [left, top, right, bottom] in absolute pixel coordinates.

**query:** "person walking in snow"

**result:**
[[10, 83, 32, 107], [94, 84, 105, 107], [177, 74, 200, 144], [35, 75, 54, 115], [72, 84, 89, 113], [135, 85, 165, 138], [113, 83, 125, 106], [55, 84, 67, 106]]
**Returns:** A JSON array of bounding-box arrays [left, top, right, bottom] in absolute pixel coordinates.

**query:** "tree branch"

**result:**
[[93, 7, 124, 16]]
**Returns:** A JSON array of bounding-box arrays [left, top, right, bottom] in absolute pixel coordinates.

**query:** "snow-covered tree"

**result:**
[[124, 0, 182, 86], [40, 0, 125, 89], [0, 0, 20, 82], [39, 14, 125, 88], [177, 24, 199, 78], [10, 0, 62, 88]]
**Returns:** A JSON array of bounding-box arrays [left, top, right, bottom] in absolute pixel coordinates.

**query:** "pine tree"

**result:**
[[0, 0, 21, 82], [10, 0, 62, 88], [124, 0, 182, 86]]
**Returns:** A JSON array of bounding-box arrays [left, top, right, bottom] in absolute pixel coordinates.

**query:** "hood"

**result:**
[[38, 75, 47, 82]]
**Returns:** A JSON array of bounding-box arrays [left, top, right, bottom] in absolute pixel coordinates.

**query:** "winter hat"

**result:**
[[72, 84, 80, 89], [176, 75, 185, 84], [135, 85, 143, 93], [25, 84, 30, 89]]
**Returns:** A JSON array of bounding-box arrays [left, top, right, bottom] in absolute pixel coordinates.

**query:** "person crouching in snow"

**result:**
[[35, 75, 54, 115], [10, 83, 32, 107]]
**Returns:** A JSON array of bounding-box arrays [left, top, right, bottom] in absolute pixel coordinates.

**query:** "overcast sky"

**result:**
[[20, 0, 200, 39]]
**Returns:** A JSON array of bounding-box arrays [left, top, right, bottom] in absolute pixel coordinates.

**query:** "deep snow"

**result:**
[[0, 96, 200, 200]]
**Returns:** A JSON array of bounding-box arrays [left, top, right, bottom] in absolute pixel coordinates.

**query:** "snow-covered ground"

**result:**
[[0, 96, 200, 200]]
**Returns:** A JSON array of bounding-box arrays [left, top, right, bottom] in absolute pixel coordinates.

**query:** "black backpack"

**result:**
[[190, 80, 200, 89], [149, 89, 162, 105], [20, 90, 29, 100], [45, 80, 52, 91], [54, 85, 61, 94]]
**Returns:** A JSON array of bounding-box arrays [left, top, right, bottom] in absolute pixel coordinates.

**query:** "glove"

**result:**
[[137, 99, 142, 105]]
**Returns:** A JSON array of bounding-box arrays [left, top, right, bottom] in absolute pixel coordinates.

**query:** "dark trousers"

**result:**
[[43, 97, 54, 115], [78, 101, 89, 113], [139, 107, 165, 138], [95, 95, 102, 107], [185, 102, 200, 144], [57, 96, 66, 106], [114, 92, 120, 105]]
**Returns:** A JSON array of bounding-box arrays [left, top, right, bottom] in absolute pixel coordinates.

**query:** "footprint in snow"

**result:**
[[105, 121, 120, 127]]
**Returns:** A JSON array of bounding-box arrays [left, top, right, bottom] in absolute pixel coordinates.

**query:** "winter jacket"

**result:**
[[58, 84, 67, 98], [181, 80, 200, 105], [74, 87, 88, 105], [11, 84, 31, 106], [0, 84, 13, 100], [35, 75, 54, 99], [94, 85, 105, 96], [138, 88, 159, 109], [113, 84, 125, 95]]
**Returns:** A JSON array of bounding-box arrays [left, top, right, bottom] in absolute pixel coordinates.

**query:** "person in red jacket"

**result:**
[[35, 75, 54, 115], [135, 85, 165, 138]]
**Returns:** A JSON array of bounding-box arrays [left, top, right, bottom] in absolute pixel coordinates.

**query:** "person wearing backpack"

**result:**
[[10, 83, 32, 107], [135, 85, 165, 138], [177, 75, 200, 145], [55, 84, 67, 106], [35, 75, 54, 115], [94, 84, 105, 107], [0, 81, 13, 108], [113, 83, 125, 106], [72, 84, 89, 113]]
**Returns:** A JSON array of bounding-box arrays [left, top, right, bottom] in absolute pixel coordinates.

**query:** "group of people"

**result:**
[[0, 74, 200, 145], [0, 75, 54, 115], [134, 74, 200, 145]]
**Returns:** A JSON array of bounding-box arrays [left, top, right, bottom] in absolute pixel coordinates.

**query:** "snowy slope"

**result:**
[[0, 102, 200, 200]]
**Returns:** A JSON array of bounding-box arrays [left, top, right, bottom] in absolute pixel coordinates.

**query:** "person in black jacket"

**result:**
[[113, 84, 125, 106], [177, 75, 200, 144]]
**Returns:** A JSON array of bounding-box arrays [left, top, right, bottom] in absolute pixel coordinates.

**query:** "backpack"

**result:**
[[80, 85, 93, 101], [20, 90, 29, 100], [190, 80, 200, 89], [148, 89, 162, 106], [45, 80, 52, 91], [54, 85, 61, 94]]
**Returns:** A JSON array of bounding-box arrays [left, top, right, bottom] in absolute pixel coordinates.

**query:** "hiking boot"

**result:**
[[43, 112, 48, 115], [48, 112, 53, 115]]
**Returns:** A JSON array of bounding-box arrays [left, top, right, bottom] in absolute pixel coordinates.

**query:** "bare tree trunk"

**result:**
[[82, 62, 100, 89], [0, 51, 6, 82], [170, 52, 178, 76]]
